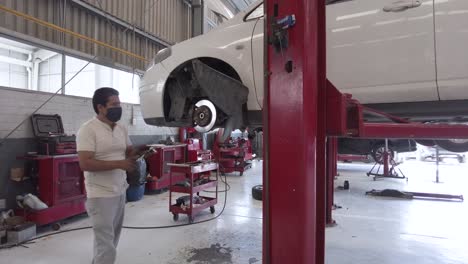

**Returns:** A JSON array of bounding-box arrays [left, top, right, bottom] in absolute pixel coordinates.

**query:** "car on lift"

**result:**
[[417, 144, 467, 163], [140, 0, 468, 151], [339, 138, 416, 164]]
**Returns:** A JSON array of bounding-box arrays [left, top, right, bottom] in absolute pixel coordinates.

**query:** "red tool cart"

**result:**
[[186, 138, 213, 162], [168, 161, 218, 223], [179, 127, 213, 162], [15, 154, 86, 230], [213, 136, 253, 176], [145, 144, 187, 192]]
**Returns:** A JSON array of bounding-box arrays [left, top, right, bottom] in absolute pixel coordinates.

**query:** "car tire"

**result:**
[[252, 185, 263, 201], [435, 139, 468, 153], [458, 155, 466, 164], [371, 145, 395, 164]]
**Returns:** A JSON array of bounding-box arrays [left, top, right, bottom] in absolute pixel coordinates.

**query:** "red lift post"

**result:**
[[264, 0, 327, 263], [265, 0, 468, 263]]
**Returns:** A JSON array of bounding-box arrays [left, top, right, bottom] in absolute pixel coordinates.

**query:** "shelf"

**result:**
[[170, 197, 217, 215], [170, 180, 217, 194], [169, 162, 218, 174]]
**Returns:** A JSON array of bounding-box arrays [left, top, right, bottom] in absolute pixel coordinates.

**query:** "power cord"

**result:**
[[202, 171, 231, 193], [0, 165, 229, 249], [122, 169, 228, 230]]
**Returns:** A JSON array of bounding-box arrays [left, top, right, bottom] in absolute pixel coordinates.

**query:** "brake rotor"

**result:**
[[193, 100, 217, 133]]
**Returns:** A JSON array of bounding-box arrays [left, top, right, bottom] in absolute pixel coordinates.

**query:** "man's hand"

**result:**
[[126, 145, 150, 158], [119, 158, 137, 172]]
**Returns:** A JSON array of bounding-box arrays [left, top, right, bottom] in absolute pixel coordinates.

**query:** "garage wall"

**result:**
[[83, 0, 192, 44], [0, 0, 192, 71], [0, 86, 178, 209]]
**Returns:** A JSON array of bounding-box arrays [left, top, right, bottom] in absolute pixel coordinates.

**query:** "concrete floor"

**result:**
[[0, 158, 467, 264]]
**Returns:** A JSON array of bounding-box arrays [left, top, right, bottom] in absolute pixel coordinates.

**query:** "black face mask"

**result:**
[[106, 107, 122, 123]]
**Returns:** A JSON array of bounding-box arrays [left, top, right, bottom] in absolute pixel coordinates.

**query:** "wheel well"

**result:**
[[163, 58, 242, 120], [197, 57, 241, 81]]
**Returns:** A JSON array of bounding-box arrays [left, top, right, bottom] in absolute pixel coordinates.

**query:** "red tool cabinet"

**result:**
[[145, 144, 187, 192], [16, 154, 86, 229]]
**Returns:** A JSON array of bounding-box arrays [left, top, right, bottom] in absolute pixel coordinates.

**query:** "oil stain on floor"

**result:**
[[186, 243, 233, 264]]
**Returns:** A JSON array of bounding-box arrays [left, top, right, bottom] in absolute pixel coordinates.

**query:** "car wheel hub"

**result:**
[[193, 100, 217, 133]]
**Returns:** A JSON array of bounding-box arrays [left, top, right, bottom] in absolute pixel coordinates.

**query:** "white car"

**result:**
[[140, 0, 468, 150]]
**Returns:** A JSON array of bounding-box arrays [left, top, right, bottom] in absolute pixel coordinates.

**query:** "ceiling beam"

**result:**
[[0, 55, 33, 67], [33, 49, 57, 61]]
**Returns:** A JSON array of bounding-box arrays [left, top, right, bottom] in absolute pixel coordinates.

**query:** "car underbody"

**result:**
[[143, 60, 468, 152]]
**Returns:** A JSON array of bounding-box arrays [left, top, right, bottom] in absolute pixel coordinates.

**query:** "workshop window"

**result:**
[[0, 37, 63, 93], [37, 53, 63, 93], [0, 37, 140, 104], [0, 37, 35, 90], [64, 55, 140, 104], [63, 56, 97, 98]]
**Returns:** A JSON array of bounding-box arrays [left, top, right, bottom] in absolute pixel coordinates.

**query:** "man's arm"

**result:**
[[78, 151, 135, 172], [126, 145, 149, 159]]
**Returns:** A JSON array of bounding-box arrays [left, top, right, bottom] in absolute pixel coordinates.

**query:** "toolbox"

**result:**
[[31, 114, 76, 155]]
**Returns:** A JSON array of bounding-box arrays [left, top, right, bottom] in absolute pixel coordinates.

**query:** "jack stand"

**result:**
[[366, 139, 406, 181], [434, 147, 443, 184]]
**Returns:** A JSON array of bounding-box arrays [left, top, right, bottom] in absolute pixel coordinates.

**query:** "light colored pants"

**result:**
[[86, 195, 126, 264]]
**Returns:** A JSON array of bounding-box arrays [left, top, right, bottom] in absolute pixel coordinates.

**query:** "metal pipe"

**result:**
[[32, 58, 40, 91], [362, 123, 468, 139], [61, 55, 66, 95], [0, 55, 33, 67], [326, 138, 337, 226], [435, 147, 440, 183], [26, 53, 33, 90], [409, 191, 463, 200]]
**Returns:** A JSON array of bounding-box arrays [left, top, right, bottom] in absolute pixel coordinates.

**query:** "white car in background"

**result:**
[[140, 0, 468, 151]]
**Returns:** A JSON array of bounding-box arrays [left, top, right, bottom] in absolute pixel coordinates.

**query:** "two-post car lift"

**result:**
[[264, 0, 468, 263]]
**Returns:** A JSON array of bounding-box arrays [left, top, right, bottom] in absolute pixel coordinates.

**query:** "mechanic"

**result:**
[[77, 87, 144, 264]]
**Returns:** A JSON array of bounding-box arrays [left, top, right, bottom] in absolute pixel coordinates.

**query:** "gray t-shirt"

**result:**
[[77, 117, 131, 198]]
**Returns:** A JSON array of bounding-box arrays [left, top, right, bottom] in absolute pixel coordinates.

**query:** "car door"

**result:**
[[326, 0, 438, 104], [434, 0, 468, 101]]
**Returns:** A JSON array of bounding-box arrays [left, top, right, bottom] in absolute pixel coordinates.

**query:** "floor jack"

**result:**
[[366, 139, 406, 181]]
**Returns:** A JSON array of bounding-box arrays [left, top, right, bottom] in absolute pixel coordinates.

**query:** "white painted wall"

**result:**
[[0, 87, 177, 139]]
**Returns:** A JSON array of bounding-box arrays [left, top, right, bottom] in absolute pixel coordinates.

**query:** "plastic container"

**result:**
[[126, 184, 145, 202]]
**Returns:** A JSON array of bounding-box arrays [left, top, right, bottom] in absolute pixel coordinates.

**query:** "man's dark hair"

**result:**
[[92, 87, 119, 114]]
